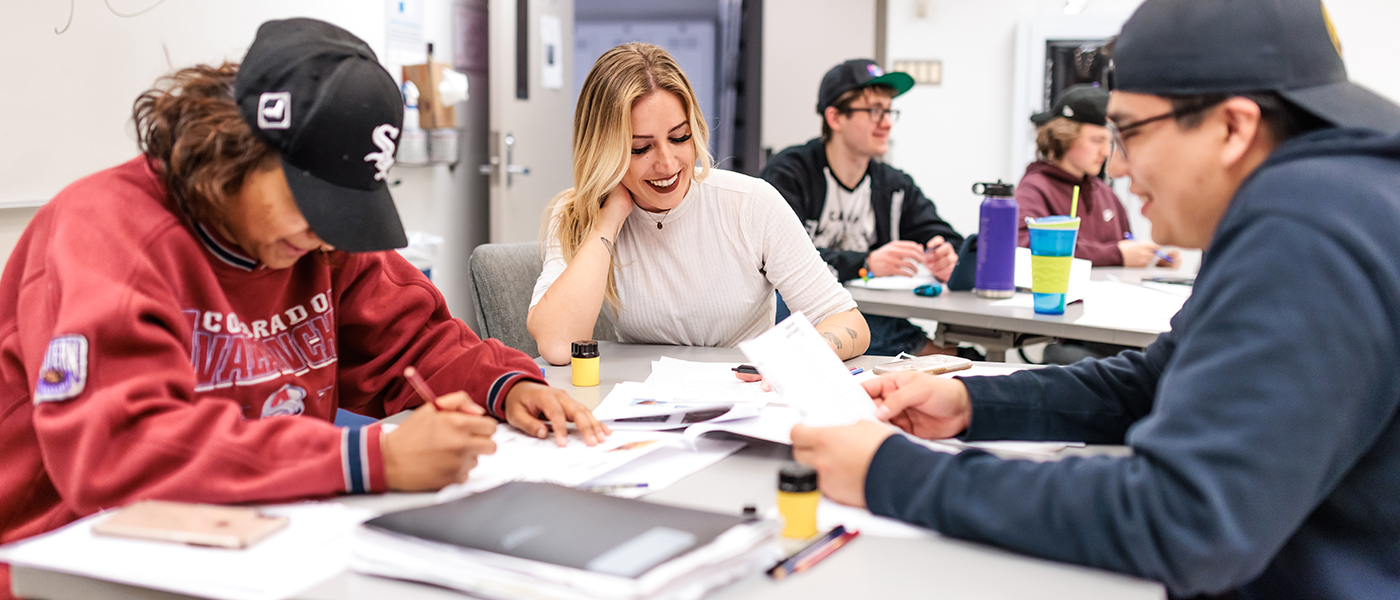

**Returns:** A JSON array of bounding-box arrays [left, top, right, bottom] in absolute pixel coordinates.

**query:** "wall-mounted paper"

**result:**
[[540, 14, 563, 90]]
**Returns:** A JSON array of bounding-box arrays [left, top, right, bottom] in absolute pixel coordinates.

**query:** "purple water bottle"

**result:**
[[973, 180, 1016, 298]]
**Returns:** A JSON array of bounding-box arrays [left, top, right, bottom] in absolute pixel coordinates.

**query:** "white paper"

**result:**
[[845, 274, 939, 290], [0, 503, 372, 600], [818, 498, 937, 539], [579, 437, 747, 498], [601, 401, 762, 432], [1011, 246, 1092, 301], [738, 312, 877, 427], [684, 405, 802, 446], [540, 14, 563, 89], [646, 357, 750, 382], [435, 428, 678, 501], [1072, 280, 1186, 333], [1139, 281, 1194, 298], [592, 380, 770, 428]]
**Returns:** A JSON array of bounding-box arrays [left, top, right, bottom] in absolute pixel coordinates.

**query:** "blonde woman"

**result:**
[[528, 43, 868, 366]]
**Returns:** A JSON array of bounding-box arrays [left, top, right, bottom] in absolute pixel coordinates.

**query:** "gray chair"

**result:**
[[469, 242, 616, 358]]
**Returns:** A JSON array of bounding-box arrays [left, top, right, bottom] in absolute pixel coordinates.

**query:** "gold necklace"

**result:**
[[641, 208, 671, 229]]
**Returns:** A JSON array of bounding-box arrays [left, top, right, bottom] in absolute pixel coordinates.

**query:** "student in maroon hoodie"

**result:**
[[1016, 84, 1179, 267]]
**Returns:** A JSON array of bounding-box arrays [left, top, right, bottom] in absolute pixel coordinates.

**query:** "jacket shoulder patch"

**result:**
[[34, 334, 89, 403]]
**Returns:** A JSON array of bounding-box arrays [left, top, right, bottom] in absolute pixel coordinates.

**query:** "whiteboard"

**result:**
[[0, 1, 389, 206]]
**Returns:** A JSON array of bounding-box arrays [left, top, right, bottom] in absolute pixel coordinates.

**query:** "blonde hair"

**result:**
[[1034, 117, 1083, 162], [542, 42, 713, 309]]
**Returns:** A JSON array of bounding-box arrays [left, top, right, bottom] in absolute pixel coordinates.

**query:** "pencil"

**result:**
[[788, 529, 860, 576], [581, 483, 650, 493], [1124, 232, 1175, 264], [768, 525, 846, 579], [403, 366, 444, 412]]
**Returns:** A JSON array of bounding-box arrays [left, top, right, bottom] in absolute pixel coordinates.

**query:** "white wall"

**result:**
[[762, 0, 876, 156], [884, 0, 1400, 239], [0, 0, 479, 322], [388, 0, 484, 324]]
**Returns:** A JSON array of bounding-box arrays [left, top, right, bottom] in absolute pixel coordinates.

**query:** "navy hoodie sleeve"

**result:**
[[955, 334, 1169, 443], [864, 212, 1398, 596]]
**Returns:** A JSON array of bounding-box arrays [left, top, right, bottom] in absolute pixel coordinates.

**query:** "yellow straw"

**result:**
[[1070, 185, 1080, 219]]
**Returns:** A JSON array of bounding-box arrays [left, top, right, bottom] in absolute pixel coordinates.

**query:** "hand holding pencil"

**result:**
[[381, 367, 497, 491]]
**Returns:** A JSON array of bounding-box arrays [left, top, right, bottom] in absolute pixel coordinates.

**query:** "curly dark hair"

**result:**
[[132, 63, 275, 226], [1034, 117, 1084, 162]]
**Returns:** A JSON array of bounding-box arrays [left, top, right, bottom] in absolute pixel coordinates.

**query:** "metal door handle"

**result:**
[[504, 133, 530, 187], [478, 155, 498, 175]]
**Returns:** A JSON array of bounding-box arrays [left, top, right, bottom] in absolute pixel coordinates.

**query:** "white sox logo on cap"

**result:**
[[257, 92, 291, 129], [364, 124, 400, 181], [236, 18, 409, 252]]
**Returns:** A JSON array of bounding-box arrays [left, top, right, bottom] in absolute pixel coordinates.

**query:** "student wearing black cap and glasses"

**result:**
[[762, 60, 963, 358], [1017, 83, 1179, 268], [789, 1, 1400, 597], [0, 20, 606, 587]]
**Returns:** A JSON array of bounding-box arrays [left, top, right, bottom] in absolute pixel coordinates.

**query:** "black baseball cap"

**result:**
[[816, 59, 915, 115], [1112, 0, 1400, 135], [235, 18, 408, 253], [1031, 84, 1109, 126]]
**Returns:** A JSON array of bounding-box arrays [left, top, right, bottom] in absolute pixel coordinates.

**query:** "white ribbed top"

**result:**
[[532, 169, 856, 348]]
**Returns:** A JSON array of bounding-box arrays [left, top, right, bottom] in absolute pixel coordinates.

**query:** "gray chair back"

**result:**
[[469, 242, 616, 358]]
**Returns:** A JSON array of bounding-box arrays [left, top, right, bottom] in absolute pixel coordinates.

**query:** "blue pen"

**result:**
[[1124, 232, 1174, 264], [848, 367, 863, 376]]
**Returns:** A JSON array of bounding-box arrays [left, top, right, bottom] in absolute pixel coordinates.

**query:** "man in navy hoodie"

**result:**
[[790, 1, 1400, 598]]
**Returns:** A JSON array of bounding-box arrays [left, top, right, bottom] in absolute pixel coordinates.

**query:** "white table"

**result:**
[[848, 267, 1190, 360], [10, 343, 1164, 600]]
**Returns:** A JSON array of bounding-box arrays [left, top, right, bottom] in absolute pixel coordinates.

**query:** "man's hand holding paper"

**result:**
[[737, 312, 880, 428]]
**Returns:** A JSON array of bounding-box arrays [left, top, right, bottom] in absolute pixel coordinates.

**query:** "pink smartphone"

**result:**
[[92, 500, 289, 549]]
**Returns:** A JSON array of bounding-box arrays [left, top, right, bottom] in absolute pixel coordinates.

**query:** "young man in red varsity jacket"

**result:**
[[0, 19, 606, 594]]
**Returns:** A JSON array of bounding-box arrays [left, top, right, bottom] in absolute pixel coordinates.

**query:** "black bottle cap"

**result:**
[[971, 179, 1015, 197], [778, 463, 818, 493], [571, 340, 599, 359]]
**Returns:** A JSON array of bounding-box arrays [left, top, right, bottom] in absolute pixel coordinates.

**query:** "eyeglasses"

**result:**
[[1107, 99, 1225, 158], [846, 107, 900, 124]]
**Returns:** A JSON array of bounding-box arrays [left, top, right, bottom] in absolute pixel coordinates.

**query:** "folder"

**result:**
[[352, 481, 781, 600]]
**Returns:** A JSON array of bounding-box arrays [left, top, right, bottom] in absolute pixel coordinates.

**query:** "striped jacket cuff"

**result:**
[[341, 423, 386, 494], [485, 371, 544, 419]]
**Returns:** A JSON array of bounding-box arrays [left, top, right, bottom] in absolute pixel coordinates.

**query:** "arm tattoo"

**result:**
[[599, 236, 617, 259], [844, 327, 859, 341], [822, 331, 843, 350]]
